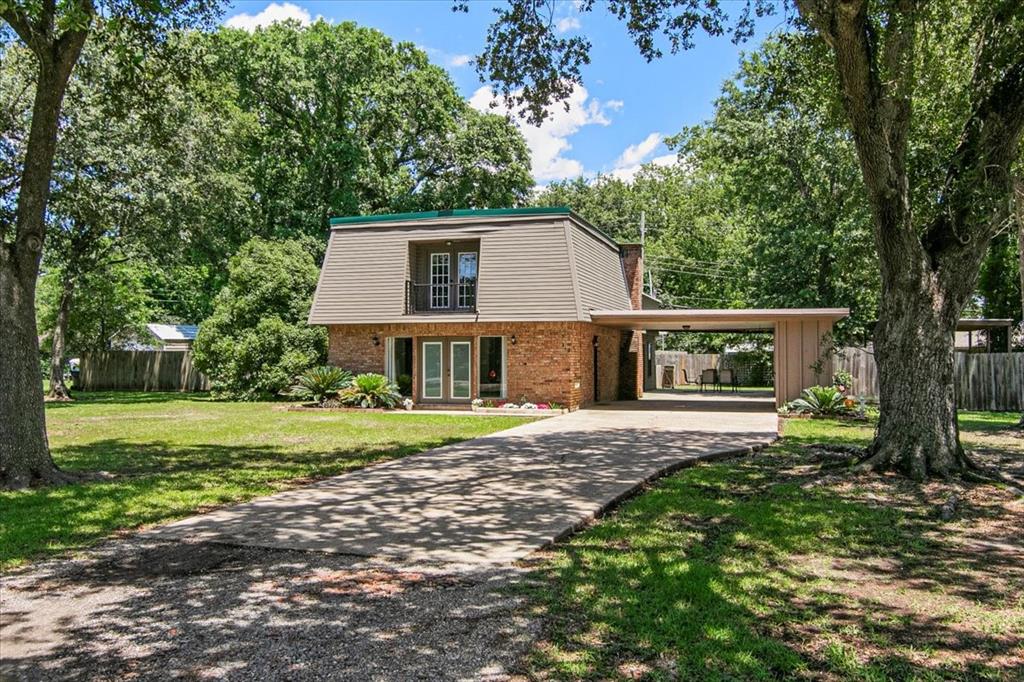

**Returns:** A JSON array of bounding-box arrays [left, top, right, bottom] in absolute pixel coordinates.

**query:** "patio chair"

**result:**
[[699, 368, 718, 392], [719, 368, 738, 393], [681, 369, 698, 386]]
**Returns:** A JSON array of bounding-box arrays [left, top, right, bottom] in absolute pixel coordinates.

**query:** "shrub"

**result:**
[[832, 370, 854, 393], [396, 373, 413, 396], [192, 238, 326, 400], [286, 366, 353, 404], [729, 348, 773, 386], [339, 373, 403, 409], [785, 385, 851, 416]]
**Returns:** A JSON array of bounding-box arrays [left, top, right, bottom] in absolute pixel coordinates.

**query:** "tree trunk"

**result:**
[[1016, 179, 1023, 427], [0, 246, 69, 487], [866, 291, 967, 479], [0, 45, 85, 488], [47, 274, 74, 401]]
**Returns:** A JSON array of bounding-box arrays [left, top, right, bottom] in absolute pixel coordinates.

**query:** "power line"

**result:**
[[646, 264, 744, 280], [658, 291, 734, 305], [646, 255, 746, 269]]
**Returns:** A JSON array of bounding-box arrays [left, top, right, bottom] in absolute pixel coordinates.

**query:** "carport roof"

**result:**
[[589, 307, 850, 332]]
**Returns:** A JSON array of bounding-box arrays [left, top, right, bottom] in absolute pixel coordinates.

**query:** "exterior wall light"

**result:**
[[593, 335, 599, 348], [510, 335, 517, 345], [372, 335, 380, 346]]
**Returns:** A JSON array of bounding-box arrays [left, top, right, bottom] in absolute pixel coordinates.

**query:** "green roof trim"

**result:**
[[328, 206, 572, 226]]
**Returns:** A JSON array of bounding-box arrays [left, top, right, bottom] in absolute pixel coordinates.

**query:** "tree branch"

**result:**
[[1, 7, 46, 57], [921, 26, 1024, 268], [796, 0, 906, 222]]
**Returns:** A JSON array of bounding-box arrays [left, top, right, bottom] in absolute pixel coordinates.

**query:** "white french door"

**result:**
[[450, 341, 472, 399], [421, 341, 443, 399]]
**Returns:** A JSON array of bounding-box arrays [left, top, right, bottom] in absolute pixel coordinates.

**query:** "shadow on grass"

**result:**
[[1, 436, 466, 569], [47, 390, 214, 407], [521, 436, 1021, 679]]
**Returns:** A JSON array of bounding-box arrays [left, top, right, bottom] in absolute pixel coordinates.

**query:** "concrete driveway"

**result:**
[[153, 390, 779, 567], [1, 391, 779, 681]]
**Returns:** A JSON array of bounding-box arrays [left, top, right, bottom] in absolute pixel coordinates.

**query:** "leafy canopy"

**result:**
[[191, 238, 326, 400], [211, 20, 533, 239]]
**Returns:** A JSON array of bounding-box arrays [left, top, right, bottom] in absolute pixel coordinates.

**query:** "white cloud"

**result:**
[[555, 16, 581, 33], [614, 132, 662, 168], [224, 2, 313, 30], [448, 54, 472, 68], [470, 85, 619, 182], [607, 134, 680, 182]]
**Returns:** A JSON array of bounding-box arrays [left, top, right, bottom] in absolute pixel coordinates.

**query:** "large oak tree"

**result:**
[[0, 0, 220, 488], [474, 0, 1024, 479]]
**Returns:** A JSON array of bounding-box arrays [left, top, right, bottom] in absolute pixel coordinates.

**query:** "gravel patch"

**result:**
[[1, 537, 537, 681]]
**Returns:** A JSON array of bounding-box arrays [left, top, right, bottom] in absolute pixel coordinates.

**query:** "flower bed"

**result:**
[[779, 412, 868, 422], [471, 398, 568, 416], [284, 404, 389, 413]]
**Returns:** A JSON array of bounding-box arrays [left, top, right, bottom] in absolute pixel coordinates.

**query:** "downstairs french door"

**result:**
[[420, 338, 472, 402]]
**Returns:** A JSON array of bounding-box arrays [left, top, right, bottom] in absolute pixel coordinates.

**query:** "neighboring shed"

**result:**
[[955, 318, 1014, 352], [145, 324, 199, 351]]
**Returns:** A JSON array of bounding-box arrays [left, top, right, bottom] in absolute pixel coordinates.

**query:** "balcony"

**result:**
[[405, 280, 477, 314]]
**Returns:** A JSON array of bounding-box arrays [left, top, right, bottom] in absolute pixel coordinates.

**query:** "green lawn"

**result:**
[[1, 391, 530, 570], [522, 411, 1024, 680]]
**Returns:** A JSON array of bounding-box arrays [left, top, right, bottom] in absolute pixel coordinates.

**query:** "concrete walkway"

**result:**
[[153, 391, 779, 567]]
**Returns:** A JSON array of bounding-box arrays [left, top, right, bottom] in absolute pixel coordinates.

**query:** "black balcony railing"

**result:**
[[405, 280, 477, 314]]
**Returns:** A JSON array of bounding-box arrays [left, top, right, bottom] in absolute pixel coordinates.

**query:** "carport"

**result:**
[[590, 308, 850, 407]]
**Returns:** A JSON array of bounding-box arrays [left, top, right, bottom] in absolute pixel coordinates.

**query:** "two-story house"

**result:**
[[308, 207, 652, 410], [308, 206, 848, 410]]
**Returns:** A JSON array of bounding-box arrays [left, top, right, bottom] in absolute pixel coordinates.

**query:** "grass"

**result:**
[[521, 411, 1024, 680], [1, 391, 530, 570]]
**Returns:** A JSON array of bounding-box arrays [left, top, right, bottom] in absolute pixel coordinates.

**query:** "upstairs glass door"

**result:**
[[457, 252, 477, 309], [429, 253, 450, 309]]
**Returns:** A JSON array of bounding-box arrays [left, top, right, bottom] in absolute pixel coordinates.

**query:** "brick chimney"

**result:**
[[620, 243, 644, 310]]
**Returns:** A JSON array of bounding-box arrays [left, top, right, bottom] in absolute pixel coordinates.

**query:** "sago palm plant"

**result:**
[[286, 366, 353, 404], [786, 385, 850, 416], [339, 373, 403, 409]]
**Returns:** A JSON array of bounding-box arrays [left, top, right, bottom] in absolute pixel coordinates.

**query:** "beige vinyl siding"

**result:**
[[474, 220, 577, 320], [570, 222, 632, 315], [309, 218, 579, 324]]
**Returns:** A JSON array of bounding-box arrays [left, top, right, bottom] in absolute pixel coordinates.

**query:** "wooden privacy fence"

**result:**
[[834, 347, 1023, 411], [78, 351, 210, 392], [655, 350, 774, 387], [654, 351, 719, 387]]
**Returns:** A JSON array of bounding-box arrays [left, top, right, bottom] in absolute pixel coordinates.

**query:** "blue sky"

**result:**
[[223, 1, 785, 185]]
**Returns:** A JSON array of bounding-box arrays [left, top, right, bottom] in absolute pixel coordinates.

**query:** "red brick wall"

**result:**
[[577, 323, 623, 404], [327, 321, 626, 409], [620, 244, 644, 311], [617, 330, 643, 400]]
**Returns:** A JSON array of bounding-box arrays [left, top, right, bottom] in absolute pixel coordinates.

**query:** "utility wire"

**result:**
[[646, 255, 746, 269], [646, 265, 744, 280]]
